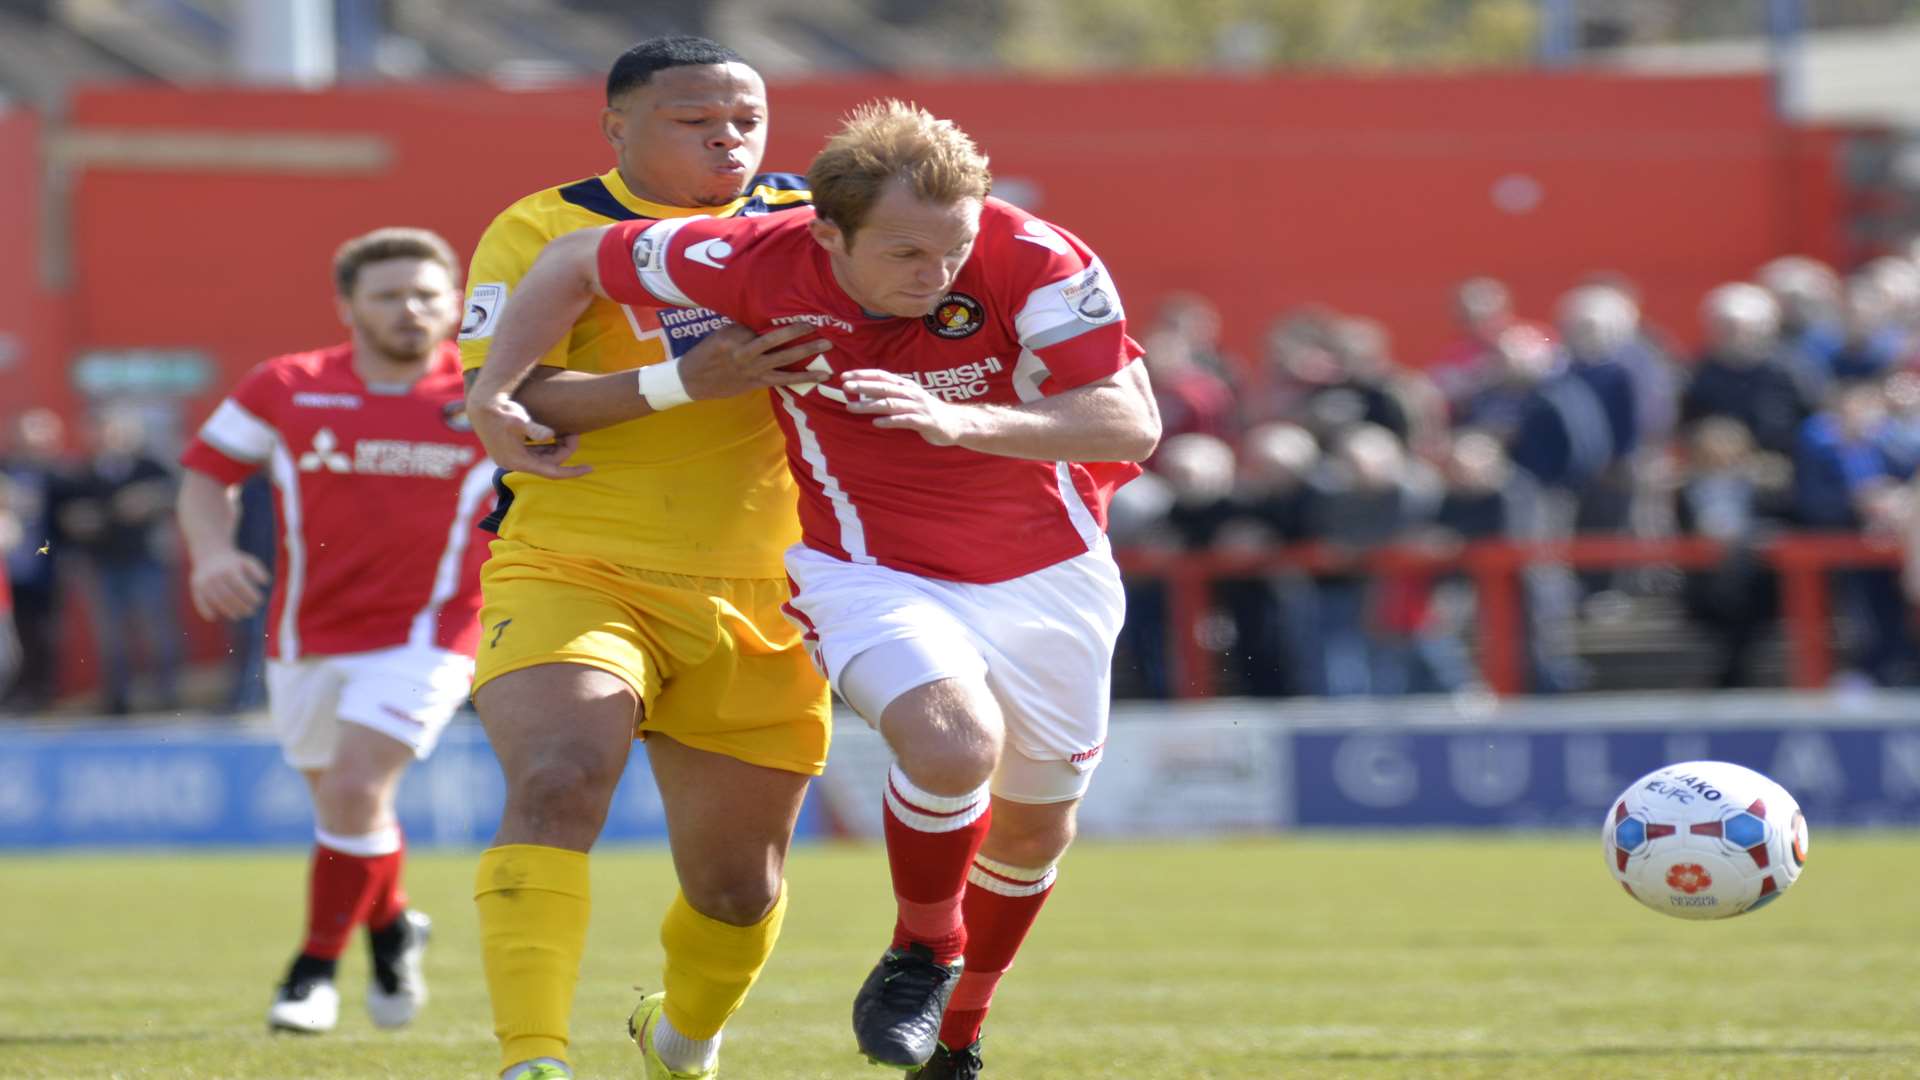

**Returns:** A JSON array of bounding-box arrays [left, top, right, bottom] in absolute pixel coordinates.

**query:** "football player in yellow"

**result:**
[[458, 36, 833, 1080]]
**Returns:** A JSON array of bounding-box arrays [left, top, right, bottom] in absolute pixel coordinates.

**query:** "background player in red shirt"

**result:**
[[178, 227, 491, 1036], [468, 100, 1161, 1078]]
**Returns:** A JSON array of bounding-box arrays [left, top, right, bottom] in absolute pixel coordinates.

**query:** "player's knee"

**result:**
[[680, 866, 782, 927], [502, 750, 622, 835], [992, 811, 1076, 867], [312, 770, 386, 831], [897, 740, 998, 795], [884, 686, 1003, 795]]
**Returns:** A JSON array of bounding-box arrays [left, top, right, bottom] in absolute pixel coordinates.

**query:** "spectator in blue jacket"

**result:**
[[1682, 283, 1817, 459], [1795, 381, 1917, 684]]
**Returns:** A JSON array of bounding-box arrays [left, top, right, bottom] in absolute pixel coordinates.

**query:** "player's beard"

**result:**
[[362, 322, 441, 368]]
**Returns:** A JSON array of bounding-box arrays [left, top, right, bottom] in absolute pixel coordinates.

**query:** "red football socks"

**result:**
[[941, 856, 1057, 1048], [881, 765, 991, 964], [302, 826, 404, 960]]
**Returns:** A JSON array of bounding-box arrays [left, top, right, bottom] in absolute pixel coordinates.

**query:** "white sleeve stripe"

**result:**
[[1014, 256, 1125, 346], [1021, 320, 1105, 351], [200, 399, 275, 462]]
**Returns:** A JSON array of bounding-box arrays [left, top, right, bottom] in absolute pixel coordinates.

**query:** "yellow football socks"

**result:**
[[658, 883, 788, 1040], [476, 844, 592, 1073]]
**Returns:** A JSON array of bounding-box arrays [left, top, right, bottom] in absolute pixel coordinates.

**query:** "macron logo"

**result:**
[[292, 392, 362, 410], [686, 237, 734, 270], [773, 312, 855, 334]]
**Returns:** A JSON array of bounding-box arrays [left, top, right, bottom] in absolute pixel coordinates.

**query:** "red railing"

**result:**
[[1114, 533, 1905, 697]]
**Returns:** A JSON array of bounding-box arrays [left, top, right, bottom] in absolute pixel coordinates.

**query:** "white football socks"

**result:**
[[652, 1011, 722, 1073]]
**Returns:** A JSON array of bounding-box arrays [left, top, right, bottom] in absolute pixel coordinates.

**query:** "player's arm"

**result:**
[[462, 228, 607, 478], [464, 224, 829, 478], [505, 322, 829, 434], [843, 358, 1161, 462], [177, 470, 270, 621]]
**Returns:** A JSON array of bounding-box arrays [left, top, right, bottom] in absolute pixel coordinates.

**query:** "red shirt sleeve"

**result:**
[[596, 216, 757, 317], [988, 207, 1140, 395], [180, 361, 284, 484]]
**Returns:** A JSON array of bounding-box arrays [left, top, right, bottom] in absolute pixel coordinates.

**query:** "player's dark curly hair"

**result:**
[[606, 36, 746, 104]]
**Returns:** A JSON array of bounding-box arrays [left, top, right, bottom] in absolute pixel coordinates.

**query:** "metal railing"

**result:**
[[1115, 532, 1905, 697]]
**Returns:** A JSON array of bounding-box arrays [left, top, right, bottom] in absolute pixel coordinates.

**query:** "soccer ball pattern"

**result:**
[[1602, 761, 1809, 921]]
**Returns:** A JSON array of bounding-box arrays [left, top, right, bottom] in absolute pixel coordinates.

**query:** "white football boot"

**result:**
[[267, 977, 340, 1034], [366, 909, 431, 1028]]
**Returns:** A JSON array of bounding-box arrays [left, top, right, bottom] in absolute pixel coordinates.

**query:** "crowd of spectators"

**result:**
[[0, 407, 255, 717], [1114, 242, 1920, 698], [8, 244, 1920, 712]]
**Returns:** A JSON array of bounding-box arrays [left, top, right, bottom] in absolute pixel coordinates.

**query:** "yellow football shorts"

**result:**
[[473, 539, 831, 775]]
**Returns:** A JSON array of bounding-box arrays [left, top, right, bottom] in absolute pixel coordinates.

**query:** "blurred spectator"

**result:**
[[1861, 255, 1920, 355], [1879, 371, 1920, 477], [1581, 272, 1681, 453], [1795, 381, 1896, 529], [1553, 285, 1662, 597], [1794, 381, 1918, 685], [1218, 422, 1318, 548], [1430, 276, 1544, 411], [1110, 433, 1238, 699], [0, 408, 70, 713], [1826, 274, 1906, 384], [0, 502, 19, 699], [1758, 255, 1846, 397], [1294, 316, 1443, 457], [1244, 305, 1343, 428], [1214, 422, 1321, 697], [1508, 329, 1613, 495], [1435, 429, 1584, 693], [1153, 291, 1241, 382], [1675, 418, 1791, 687], [52, 408, 183, 714], [1556, 285, 1651, 466], [1682, 283, 1816, 459], [1300, 424, 1445, 695], [1458, 324, 1558, 443], [1141, 329, 1238, 447]]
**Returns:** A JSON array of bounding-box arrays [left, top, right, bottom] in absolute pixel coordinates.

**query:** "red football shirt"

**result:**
[[596, 198, 1144, 584], [180, 343, 494, 660]]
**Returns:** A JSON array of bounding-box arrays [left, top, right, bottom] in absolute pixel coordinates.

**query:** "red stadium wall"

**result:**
[[12, 72, 1853, 700], [50, 70, 1840, 409], [0, 110, 66, 413]]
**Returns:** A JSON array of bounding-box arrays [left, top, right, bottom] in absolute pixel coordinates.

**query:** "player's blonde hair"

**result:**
[[808, 99, 992, 239], [332, 226, 459, 297]]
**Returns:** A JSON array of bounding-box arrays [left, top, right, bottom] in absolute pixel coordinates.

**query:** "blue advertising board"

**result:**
[[1281, 697, 1920, 828], [4, 694, 1916, 845], [0, 718, 827, 848]]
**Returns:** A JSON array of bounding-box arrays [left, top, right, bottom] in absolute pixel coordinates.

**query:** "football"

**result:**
[[1602, 761, 1809, 920]]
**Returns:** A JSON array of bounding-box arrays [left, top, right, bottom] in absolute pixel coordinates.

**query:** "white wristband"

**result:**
[[637, 357, 693, 411]]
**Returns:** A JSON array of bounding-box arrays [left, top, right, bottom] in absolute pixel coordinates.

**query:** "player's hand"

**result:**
[[679, 323, 834, 400], [188, 548, 271, 621], [841, 369, 971, 447], [467, 392, 591, 480]]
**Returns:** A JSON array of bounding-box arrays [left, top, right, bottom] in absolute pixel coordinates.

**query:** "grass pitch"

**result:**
[[3, 834, 1917, 1079]]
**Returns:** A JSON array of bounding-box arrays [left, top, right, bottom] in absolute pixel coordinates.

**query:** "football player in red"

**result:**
[[468, 100, 1160, 1077], [178, 227, 490, 1035]]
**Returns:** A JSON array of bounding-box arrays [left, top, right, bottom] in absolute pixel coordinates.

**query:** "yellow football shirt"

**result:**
[[459, 168, 811, 577]]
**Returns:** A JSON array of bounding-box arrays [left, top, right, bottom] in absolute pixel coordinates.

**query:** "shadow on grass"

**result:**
[[1305, 1045, 1901, 1063]]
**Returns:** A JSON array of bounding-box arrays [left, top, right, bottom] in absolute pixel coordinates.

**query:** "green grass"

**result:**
[[2, 834, 1917, 1079]]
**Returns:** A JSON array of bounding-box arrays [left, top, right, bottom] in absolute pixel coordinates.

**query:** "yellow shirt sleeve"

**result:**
[[457, 202, 572, 374]]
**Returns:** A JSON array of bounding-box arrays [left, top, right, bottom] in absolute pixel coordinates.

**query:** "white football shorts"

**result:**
[[266, 642, 474, 769], [783, 538, 1125, 802]]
